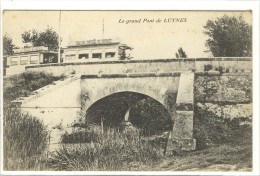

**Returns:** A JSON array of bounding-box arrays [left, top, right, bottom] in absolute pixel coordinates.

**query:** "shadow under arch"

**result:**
[[85, 91, 173, 135]]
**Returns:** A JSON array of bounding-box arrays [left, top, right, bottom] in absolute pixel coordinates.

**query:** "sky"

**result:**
[[3, 11, 252, 59]]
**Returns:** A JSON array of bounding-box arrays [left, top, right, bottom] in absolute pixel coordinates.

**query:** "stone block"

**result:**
[[223, 104, 252, 119], [172, 111, 194, 139], [176, 103, 194, 111], [176, 72, 194, 104], [221, 88, 246, 102]]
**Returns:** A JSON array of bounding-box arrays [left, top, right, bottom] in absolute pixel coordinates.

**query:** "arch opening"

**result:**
[[85, 91, 173, 136]]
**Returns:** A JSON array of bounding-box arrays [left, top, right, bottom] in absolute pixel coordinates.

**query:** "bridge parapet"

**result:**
[[81, 71, 182, 79], [25, 57, 252, 77]]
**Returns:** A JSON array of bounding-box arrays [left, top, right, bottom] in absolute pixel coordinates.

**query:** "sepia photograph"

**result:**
[[0, 6, 259, 174]]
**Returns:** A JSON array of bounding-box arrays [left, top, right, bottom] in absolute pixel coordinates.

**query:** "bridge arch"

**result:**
[[84, 91, 173, 135], [80, 76, 179, 119]]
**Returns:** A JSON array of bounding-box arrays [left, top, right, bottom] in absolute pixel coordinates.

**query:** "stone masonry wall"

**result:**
[[194, 72, 252, 121]]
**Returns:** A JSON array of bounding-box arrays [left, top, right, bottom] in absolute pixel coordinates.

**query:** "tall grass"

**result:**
[[3, 108, 49, 170], [49, 126, 163, 171], [61, 125, 102, 144], [3, 71, 63, 170]]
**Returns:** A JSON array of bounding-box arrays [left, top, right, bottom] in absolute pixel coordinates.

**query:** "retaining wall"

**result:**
[[194, 72, 252, 120]]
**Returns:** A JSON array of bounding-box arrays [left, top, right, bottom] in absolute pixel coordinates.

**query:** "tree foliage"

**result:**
[[21, 27, 60, 51], [3, 33, 15, 55], [129, 97, 172, 135], [203, 15, 252, 57], [175, 47, 187, 58]]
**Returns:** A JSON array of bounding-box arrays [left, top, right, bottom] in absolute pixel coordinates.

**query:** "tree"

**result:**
[[21, 27, 60, 52], [203, 15, 252, 57], [3, 33, 15, 55], [129, 98, 172, 135], [175, 47, 187, 58]]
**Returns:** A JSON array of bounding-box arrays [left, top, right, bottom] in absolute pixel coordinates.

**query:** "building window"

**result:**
[[20, 56, 29, 65], [65, 54, 76, 60], [105, 52, 116, 58], [79, 54, 89, 59], [11, 57, 19, 66], [92, 53, 102, 59], [43, 53, 58, 63], [30, 55, 39, 64]]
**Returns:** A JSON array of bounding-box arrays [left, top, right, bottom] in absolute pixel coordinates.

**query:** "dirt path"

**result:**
[[154, 159, 252, 171], [150, 144, 252, 171]]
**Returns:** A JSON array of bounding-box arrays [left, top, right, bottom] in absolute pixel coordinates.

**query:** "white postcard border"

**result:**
[[0, 0, 259, 175]]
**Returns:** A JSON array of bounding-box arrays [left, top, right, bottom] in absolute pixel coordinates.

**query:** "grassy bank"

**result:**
[[51, 119, 252, 171], [4, 71, 65, 104], [3, 71, 64, 170], [49, 126, 163, 171], [153, 143, 252, 171]]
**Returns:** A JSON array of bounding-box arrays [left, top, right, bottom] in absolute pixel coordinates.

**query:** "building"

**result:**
[[63, 38, 132, 63], [4, 39, 132, 76], [5, 46, 58, 76]]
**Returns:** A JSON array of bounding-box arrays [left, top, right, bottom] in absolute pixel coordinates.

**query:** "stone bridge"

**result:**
[[12, 57, 252, 154]]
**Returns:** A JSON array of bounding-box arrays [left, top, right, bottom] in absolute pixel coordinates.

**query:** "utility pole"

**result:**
[[102, 19, 104, 39], [58, 11, 61, 63]]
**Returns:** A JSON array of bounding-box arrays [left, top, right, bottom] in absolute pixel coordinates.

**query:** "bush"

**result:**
[[22, 71, 59, 90], [50, 126, 163, 171], [204, 64, 213, 71], [3, 108, 49, 170], [61, 125, 102, 143], [4, 71, 64, 104], [215, 66, 224, 74]]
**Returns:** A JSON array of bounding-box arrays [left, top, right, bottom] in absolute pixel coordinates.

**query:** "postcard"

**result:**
[[1, 1, 259, 175]]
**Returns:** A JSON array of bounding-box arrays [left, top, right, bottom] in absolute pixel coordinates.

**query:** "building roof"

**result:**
[[13, 46, 49, 53], [9, 46, 57, 56], [67, 38, 121, 48]]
